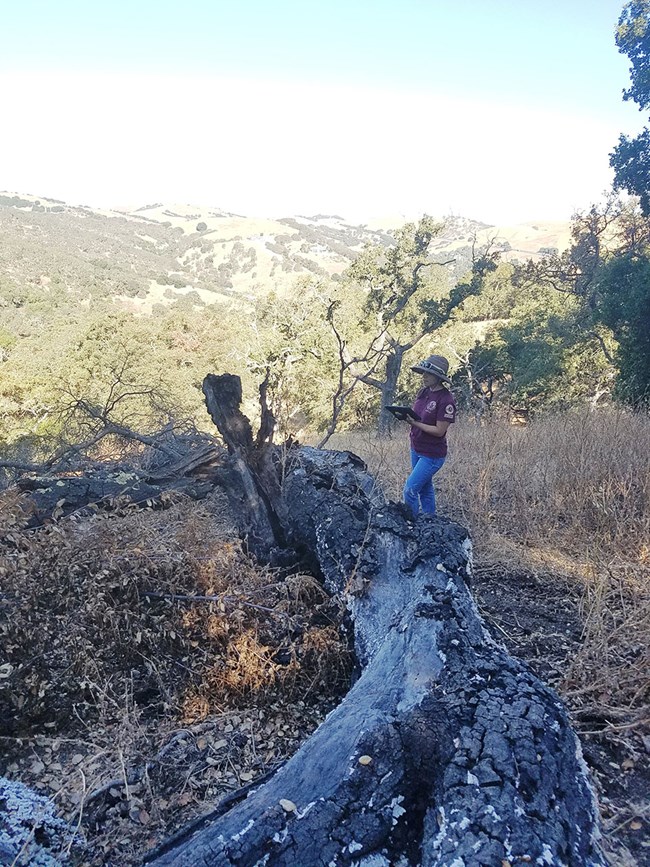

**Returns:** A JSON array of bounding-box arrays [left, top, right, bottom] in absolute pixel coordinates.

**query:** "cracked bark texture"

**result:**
[[150, 446, 604, 867], [202, 373, 287, 557]]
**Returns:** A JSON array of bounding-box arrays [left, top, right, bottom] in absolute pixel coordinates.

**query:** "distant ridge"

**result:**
[[0, 191, 572, 315], [298, 213, 345, 221]]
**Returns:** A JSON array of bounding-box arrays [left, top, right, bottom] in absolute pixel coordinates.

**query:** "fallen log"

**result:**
[[2, 431, 223, 526], [148, 377, 604, 867], [0, 777, 81, 865]]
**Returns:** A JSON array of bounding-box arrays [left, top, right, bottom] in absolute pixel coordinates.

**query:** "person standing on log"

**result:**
[[402, 354, 456, 516]]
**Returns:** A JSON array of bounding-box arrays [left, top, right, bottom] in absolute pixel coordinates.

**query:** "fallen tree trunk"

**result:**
[[148, 376, 604, 866], [2, 431, 223, 526]]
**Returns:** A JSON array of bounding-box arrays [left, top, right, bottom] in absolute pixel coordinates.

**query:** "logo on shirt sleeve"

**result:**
[[444, 403, 455, 418]]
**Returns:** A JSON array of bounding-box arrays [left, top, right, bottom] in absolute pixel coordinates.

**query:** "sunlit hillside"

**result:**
[[0, 192, 573, 315]]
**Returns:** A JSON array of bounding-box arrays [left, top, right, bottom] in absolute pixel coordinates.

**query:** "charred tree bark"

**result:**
[[377, 344, 405, 435], [5, 437, 222, 526], [149, 443, 604, 867], [202, 373, 287, 558], [2, 376, 284, 557]]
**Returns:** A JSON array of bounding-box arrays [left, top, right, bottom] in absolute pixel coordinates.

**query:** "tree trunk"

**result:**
[[148, 432, 604, 866], [202, 373, 287, 558], [377, 345, 406, 435]]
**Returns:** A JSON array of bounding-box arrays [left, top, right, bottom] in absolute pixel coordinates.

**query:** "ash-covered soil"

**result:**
[[0, 492, 353, 866]]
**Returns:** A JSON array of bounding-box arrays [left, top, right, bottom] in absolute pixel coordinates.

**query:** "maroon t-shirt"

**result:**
[[409, 386, 457, 457]]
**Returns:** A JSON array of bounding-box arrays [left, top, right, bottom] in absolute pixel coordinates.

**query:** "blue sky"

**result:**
[[1, 0, 645, 223]]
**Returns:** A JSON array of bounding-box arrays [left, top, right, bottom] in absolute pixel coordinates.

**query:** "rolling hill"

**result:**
[[0, 192, 572, 316]]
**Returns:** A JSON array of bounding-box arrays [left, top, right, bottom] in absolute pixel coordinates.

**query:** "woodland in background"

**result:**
[[2, 0, 650, 465], [1, 196, 649, 475]]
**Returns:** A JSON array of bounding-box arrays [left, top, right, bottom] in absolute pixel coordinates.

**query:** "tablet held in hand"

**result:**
[[385, 405, 421, 421]]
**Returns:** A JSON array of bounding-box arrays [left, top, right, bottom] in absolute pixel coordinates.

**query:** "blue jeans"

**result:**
[[404, 449, 446, 516]]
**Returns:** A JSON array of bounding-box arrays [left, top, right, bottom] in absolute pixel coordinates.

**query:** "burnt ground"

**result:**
[[473, 566, 650, 867], [1, 489, 647, 865]]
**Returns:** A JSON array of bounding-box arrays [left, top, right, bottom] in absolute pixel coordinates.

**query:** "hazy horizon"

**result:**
[[0, 185, 584, 229], [1, 1, 644, 225]]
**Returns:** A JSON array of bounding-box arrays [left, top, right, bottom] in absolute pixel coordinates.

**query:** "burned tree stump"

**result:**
[[149, 428, 604, 866], [202, 373, 288, 558]]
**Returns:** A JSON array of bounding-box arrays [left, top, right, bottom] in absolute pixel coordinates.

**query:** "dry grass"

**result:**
[[0, 492, 353, 864], [329, 407, 650, 727], [0, 492, 352, 736]]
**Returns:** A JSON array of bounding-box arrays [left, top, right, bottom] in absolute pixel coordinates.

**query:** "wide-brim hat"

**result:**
[[410, 354, 451, 382]]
